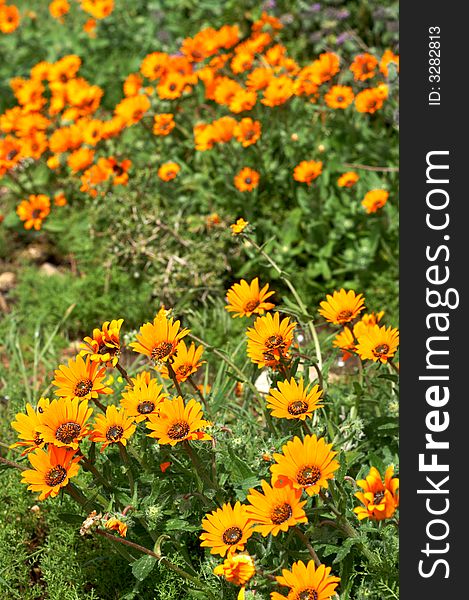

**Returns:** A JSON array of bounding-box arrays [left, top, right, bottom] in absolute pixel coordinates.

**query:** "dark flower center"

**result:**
[[55, 421, 81, 444], [74, 378, 93, 397], [245, 177, 252, 184], [177, 364, 192, 377], [288, 400, 309, 416], [169, 83, 177, 91], [297, 465, 321, 487], [106, 425, 124, 442], [336, 309, 353, 322], [298, 588, 318, 600], [270, 502, 293, 524], [244, 300, 259, 312], [222, 526, 243, 545], [137, 401, 155, 414], [265, 335, 285, 350], [32, 209, 42, 219], [112, 164, 124, 175], [151, 341, 173, 361], [373, 344, 390, 356], [374, 490, 385, 504], [33, 431, 44, 446], [167, 420, 190, 440], [45, 465, 67, 487], [337, 95, 344, 102]]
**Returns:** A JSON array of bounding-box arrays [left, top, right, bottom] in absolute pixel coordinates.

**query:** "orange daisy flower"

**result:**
[[270, 435, 339, 497], [234, 167, 260, 192], [157, 72, 186, 100], [21, 445, 81, 501], [200, 502, 253, 557], [10, 398, 50, 456], [16, 194, 50, 231], [246, 479, 307, 536], [230, 217, 249, 235], [337, 171, 359, 188], [159, 340, 204, 383], [89, 405, 136, 450], [80, 319, 124, 367], [361, 189, 389, 213], [233, 118, 261, 147], [293, 160, 323, 185], [318, 288, 365, 325], [146, 396, 212, 446], [120, 377, 167, 422], [157, 162, 180, 181], [272, 560, 340, 600], [355, 324, 399, 364], [0, 4, 20, 34], [324, 85, 354, 109], [130, 313, 189, 363], [355, 88, 384, 114], [104, 516, 128, 537], [332, 327, 356, 361], [354, 465, 399, 521], [266, 377, 323, 421], [246, 312, 296, 369], [52, 355, 113, 401], [114, 95, 151, 126], [213, 553, 255, 589], [153, 113, 175, 136], [140, 52, 169, 81], [225, 278, 275, 318], [38, 397, 93, 449], [350, 53, 378, 81], [380, 49, 400, 78]]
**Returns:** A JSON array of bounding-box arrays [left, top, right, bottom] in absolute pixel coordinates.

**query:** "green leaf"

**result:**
[[57, 513, 84, 525], [131, 555, 157, 581]]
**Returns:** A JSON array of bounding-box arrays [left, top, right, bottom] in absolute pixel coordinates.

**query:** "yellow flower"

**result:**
[[272, 560, 340, 600], [10, 398, 50, 455], [230, 218, 249, 235], [361, 189, 389, 213], [355, 324, 399, 364], [266, 377, 323, 420], [270, 435, 339, 497], [159, 340, 204, 382], [213, 553, 255, 597], [246, 312, 296, 369], [225, 278, 275, 318], [38, 397, 93, 449], [318, 288, 365, 325], [246, 479, 307, 536], [21, 445, 81, 501], [130, 314, 189, 363], [120, 378, 167, 422], [146, 396, 212, 446], [89, 405, 136, 450], [200, 502, 253, 557], [80, 318, 124, 367], [52, 355, 113, 401]]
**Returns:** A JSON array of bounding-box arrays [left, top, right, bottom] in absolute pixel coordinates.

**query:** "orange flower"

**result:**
[[324, 85, 354, 109], [114, 95, 151, 126], [200, 502, 252, 557], [307, 52, 340, 85], [293, 160, 323, 185], [21, 445, 81, 501], [361, 189, 389, 213], [81, 0, 114, 19], [318, 288, 365, 325], [246, 312, 296, 369], [234, 167, 260, 192], [225, 277, 275, 318], [337, 171, 359, 188], [158, 340, 204, 383], [350, 53, 378, 81], [380, 49, 400, 78], [83, 17, 96, 36], [140, 52, 169, 80], [54, 192, 67, 206], [130, 313, 189, 363], [89, 405, 136, 450], [214, 77, 244, 106], [158, 162, 180, 181], [157, 72, 186, 100], [106, 157, 132, 186], [80, 318, 124, 367], [49, 0, 70, 21], [0, 4, 20, 34], [230, 218, 249, 235], [332, 327, 356, 361], [231, 52, 254, 74], [355, 88, 384, 114], [261, 76, 294, 107], [246, 67, 273, 91], [354, 466, 399, 521], [16, 195, 51, 231], [233, 118, 261, 147], [229, 90, 257, 114], [104, 516, 127, 537], [52, 354, 112, 401], [146, 396, 212, 446], [153, 113, 175, 136], [123, 73, 142, 97], [213, 553, 255, 590], [67, 147, 95, 173]]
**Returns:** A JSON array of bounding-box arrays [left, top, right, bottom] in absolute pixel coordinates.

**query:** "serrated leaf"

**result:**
[[131, 555, 156, 581]]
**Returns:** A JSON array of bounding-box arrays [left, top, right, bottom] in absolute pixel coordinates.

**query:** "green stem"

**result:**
[[293, 527, 321, 567], [94, 529, 217, 599], [119, 443, 135, 497], [242, 234, 323, 370], [116, 362, 134, 387], [167, 362, 183, 397]]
